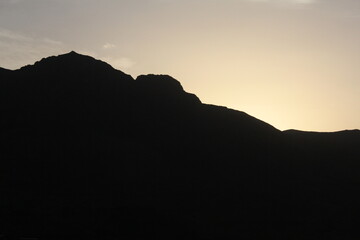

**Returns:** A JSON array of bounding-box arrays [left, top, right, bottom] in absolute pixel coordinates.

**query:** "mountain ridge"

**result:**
[[4, 51, 356, 133], [1, 51, 360, 240]]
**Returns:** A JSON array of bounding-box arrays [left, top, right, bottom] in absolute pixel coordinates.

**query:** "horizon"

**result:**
[[1, 0, 360, 131], [2, 50, 359, 133]]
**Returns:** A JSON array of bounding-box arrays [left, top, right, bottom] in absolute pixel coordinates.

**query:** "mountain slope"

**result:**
[[0, 52, 359, 240]]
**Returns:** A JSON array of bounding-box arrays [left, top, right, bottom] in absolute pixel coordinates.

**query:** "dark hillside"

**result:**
[[1, 52, 359, 239]]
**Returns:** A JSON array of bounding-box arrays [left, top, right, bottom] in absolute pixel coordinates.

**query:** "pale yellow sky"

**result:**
[[0, 0, 359, 131]]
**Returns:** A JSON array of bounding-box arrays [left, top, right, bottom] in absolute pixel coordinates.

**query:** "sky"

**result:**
[[1, 0, 360, 131]]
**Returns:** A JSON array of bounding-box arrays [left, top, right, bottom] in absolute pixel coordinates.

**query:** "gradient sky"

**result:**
[[1, 0, 360, 131]]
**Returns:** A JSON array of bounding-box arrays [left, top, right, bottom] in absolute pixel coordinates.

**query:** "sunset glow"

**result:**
[[1, 0, 359, 131]]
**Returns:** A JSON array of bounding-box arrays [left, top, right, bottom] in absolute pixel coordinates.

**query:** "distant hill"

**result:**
[[1, 52, 359, 240]]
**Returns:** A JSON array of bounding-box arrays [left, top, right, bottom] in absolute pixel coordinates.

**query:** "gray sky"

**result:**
[[1, 0, 360, 131]]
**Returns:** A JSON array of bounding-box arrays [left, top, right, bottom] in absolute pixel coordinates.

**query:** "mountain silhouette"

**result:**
[[1, 52, 359, 240]]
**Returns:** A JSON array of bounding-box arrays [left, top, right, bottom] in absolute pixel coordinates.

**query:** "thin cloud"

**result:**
[[43, 38, 63, 45], [0, 29, 33, 41], [0, 28, 67, 69], [103, 43, 116, 50]]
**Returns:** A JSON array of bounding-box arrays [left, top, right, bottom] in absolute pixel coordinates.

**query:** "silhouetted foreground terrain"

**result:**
[[1, 52, 360, 240]]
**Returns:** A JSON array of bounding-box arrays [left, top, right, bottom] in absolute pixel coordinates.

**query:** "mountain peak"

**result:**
[[31, 51, 107, 68], [135, 74, 201, 105], [136, 74, 184, 92], [17, 51, 134, 81], [68, 50, 79, 55], [56, 50, 96, 60]]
